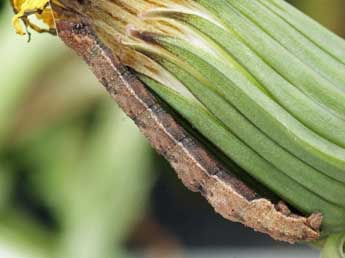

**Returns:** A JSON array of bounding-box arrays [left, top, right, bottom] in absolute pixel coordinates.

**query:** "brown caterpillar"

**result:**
[[52, 3, 321, 243]]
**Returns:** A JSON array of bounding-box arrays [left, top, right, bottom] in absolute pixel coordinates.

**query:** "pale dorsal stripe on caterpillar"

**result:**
[[54, 15, 321, 243]]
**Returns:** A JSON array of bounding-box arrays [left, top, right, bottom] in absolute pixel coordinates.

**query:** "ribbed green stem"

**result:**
[[87, 0, 345, 236], [321, 232, 345, 258]]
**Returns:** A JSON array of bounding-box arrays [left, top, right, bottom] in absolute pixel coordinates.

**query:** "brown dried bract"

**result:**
[[52, 4, 321, 244]]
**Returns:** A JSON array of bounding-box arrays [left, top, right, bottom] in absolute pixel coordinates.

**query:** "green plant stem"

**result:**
[[321, 232, 345, 258]]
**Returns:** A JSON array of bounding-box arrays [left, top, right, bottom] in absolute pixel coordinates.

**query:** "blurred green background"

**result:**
[[0, 1, 344, 258]]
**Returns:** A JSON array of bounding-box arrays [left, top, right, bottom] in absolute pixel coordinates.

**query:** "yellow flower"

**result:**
[[11, 0, 57, 37]]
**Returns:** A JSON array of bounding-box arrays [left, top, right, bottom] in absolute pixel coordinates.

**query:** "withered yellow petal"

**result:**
[[11, 0, 56, 36]]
